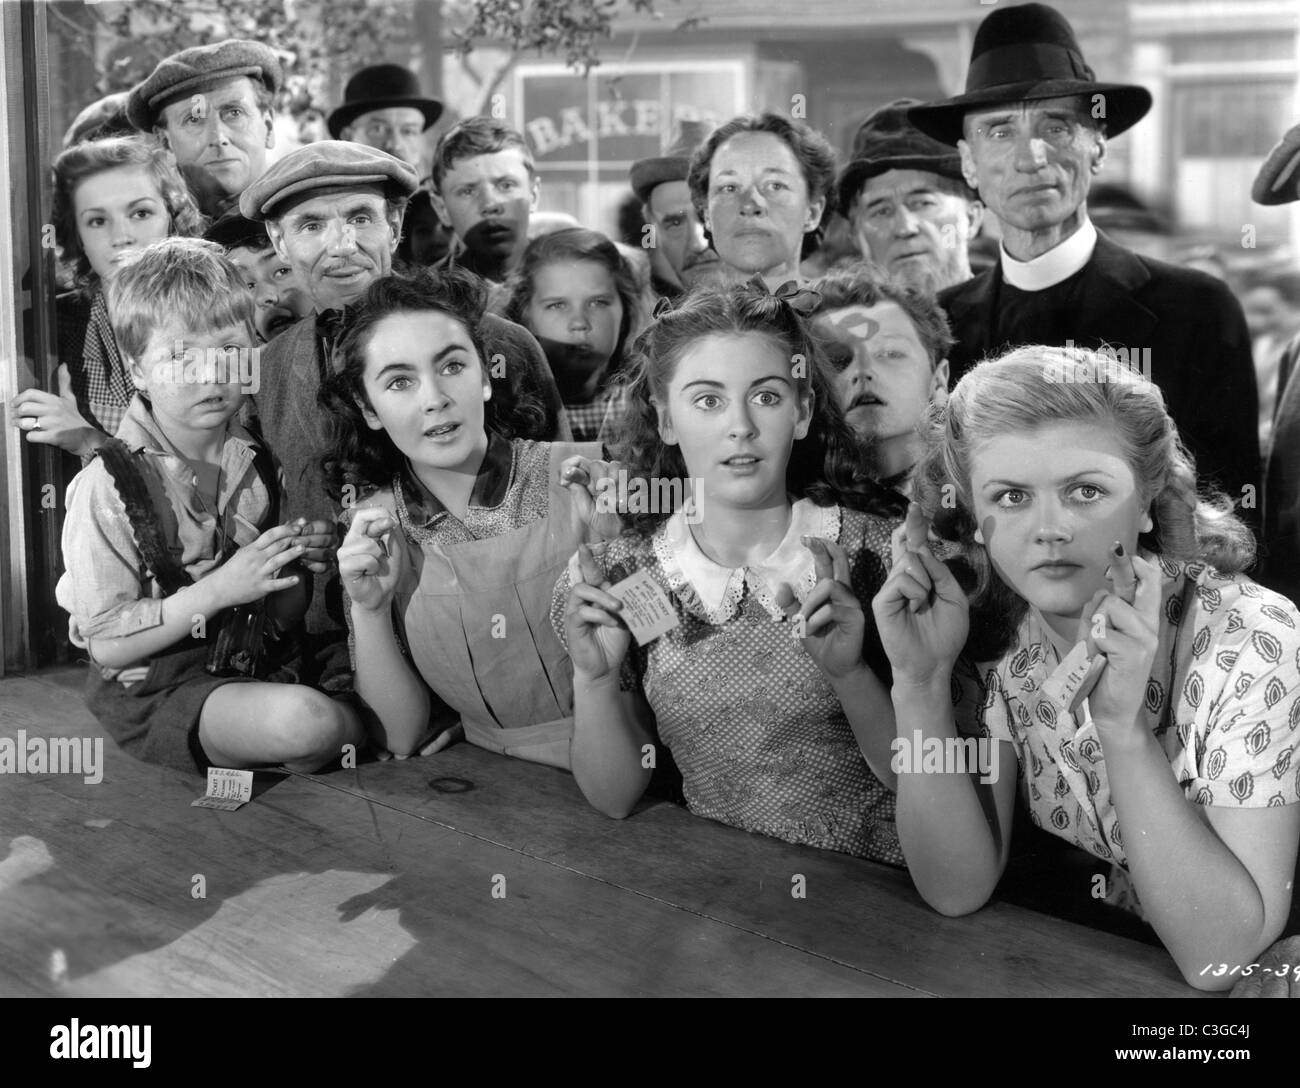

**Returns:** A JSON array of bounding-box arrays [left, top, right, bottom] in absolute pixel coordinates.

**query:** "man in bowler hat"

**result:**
[[837, 99, 983, 295], [129, 39, 282, 218], [910, 3, 1259, 509], [629, 121, 724, 297], [328, 63, 443, 171]]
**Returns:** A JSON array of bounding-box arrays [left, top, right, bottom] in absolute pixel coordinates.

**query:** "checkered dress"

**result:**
[[564, 383, 628, 444]]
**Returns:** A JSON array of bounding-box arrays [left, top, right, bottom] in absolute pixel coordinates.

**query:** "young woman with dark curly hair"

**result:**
[[12, 135, 205, 460], [552, 281, 907, 861], [320, 267, 621, 772]]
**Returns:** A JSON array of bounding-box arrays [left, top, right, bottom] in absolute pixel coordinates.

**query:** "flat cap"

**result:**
[[836, 99, 966, 217], [239, 140, 419, 221], [1253, 120, 1300, 206], [128, 39, 283, 132]]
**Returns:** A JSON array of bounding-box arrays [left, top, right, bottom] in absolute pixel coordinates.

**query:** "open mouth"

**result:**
[[849, 395, 884, 410], [423, 422, 461, 440], [264, 310, 296, 336], [722, 454, 760, 467]]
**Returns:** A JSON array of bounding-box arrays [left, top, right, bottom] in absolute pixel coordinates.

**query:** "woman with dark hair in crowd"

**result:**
[[553, 281, 906, 859], [321, 267, 621, 771], [873, 344, 1300, 991], [12, 134, 204, 459], [686, 112, 837, 291], [503, 227, 644, 443]]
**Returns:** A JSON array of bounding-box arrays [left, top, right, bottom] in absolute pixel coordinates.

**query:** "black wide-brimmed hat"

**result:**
[[1253, 120, 1300, 206], [836, 99, 967, 217], [908, 3, 1152, 147], [327, 64, 443, 139], [629, 120, 712, 204]]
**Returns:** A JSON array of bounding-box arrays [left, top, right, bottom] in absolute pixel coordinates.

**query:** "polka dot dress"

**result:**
[[554, 502, 903, 865]]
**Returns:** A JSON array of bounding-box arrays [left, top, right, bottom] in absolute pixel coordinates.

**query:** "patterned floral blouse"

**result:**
[[955, 552, 1300, 879], [553, 499, 903, 865]]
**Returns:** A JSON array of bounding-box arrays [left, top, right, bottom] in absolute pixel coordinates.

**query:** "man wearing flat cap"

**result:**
[[239, 142, 569, 675], [910, 2, 1259, 509], [1253, 119, 1300, 612], [328, 63, 443, 171], [129, 38, 282, 219], [629, 120, 723, 298], [837, 99, 983, 296]]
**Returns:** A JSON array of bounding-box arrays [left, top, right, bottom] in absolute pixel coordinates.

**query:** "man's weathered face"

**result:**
[[645, 179, 722, 289], [958, 96, 1104, 235], [159, 76, 274, 201], [430, 148, 537, 264], [850, 168, 981, 292], [265, 185, 402, 312], [342, 107, 426, 169]]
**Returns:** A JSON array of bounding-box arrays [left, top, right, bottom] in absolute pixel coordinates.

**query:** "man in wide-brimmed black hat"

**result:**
[[1254, 119, 1300, 614], [328, 63, 443, 170], [837, 99, 983, 294], [910, 2, 1259, 508], [629, 120, 724, 297]]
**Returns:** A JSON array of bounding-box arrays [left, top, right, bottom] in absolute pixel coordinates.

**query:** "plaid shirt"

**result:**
[[564, 384, 628, 444]]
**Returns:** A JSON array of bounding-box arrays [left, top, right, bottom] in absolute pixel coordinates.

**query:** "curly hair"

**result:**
[[501, 227, 644, 376], [915, 344, 1257, 658], [809, 266, 954, 367], [610, 280, 905, 534], [52, 134, 205, 296], [686, 113, 837, 262], [319, 267, 547, 501]]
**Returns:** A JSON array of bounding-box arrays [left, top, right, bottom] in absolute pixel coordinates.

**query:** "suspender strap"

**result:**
[[96, 437, 284, 598]]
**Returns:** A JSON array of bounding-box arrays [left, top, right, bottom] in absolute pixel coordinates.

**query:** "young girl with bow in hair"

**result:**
[[553, 282, 906, 861]]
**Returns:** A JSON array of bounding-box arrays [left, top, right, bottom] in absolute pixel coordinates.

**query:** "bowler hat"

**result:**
[[836, 99, 967, 217], [629, 120, 712, 204], [239, 141, 418, 221], [327, 64, 443, 139], [908, 3, 1151, 146], [1253, 120, 1300, 206], [128, 39, 283, 132]]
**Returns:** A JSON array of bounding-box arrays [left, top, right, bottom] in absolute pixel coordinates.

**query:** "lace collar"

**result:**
[[652, 499, 840, 623]]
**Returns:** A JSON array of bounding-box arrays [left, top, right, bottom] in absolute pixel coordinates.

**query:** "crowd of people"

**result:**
[[13, 3, 1300, 992]]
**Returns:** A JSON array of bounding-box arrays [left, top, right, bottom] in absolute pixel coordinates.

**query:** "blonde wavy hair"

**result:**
[[916, 344, 1256, 656]]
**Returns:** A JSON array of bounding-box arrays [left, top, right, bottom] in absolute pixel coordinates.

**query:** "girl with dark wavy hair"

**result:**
[[320, 267, 621, 771], [502, 227, 644, 443], [873, 345, 1300, 991], [13, 134, 205, 459], [551, 281, 907, 863]]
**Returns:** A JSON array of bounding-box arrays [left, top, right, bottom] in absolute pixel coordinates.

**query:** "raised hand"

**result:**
[[564, 542, 630, 682], [560, 454, 627, 542], [337, 507, 407, 614], [1079, 548, 1161, 732], [794, 535, 866, 681], [871, 502, 969, 685]]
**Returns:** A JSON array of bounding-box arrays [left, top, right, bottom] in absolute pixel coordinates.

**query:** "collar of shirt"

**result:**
[[397, 430, 515, 530], [1000, 214, 1097, 292], [115, 392, 258, 496], [656, 497, 838, 622]]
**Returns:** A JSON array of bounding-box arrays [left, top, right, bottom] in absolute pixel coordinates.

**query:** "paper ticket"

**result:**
[[607, 568, 680, 646], [191, 767, 254, 811], [1040, 640, 1108, 714]]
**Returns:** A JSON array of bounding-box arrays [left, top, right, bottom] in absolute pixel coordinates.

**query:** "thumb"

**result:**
[[57, 364, 73, 400]]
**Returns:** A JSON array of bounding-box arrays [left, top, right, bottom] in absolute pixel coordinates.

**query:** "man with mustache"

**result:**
[[629, 121, 725, 298], [430, 118, 537, 287], [810, 269, 952, 503], [910, 3, 1260, 515], [239, 142, 569, 685], [837, 99, 983, 296], [128, 39, 281, 219]]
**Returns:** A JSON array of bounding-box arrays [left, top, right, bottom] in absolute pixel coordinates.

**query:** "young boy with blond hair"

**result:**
[[56, 237, 365, 775]]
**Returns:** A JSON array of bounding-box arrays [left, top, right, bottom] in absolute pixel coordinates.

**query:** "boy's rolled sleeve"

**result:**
[[57, 463, 165, 645]]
